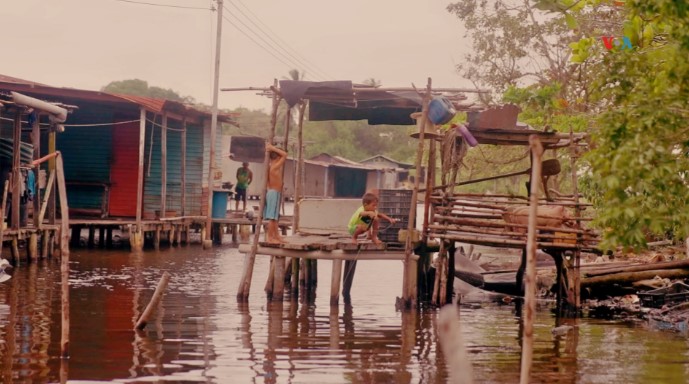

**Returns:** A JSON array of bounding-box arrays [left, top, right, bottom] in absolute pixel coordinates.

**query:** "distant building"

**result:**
[[359, 154, 424, 189]]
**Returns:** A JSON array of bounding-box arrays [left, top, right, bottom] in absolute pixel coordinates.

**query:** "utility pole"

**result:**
[[204, 0, 224, 248]]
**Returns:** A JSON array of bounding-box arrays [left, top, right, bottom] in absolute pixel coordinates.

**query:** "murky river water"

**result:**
[[2, 243, 689, 383]]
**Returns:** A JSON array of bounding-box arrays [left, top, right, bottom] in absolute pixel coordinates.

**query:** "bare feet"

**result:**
[[371, 237, 382, 245], [351, 237, 358, 244]]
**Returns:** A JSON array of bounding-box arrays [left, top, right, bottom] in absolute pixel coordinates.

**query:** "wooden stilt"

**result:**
[[402, 78, 432, 309], [154, 227, 161, 250], [106, 228, 113, 248], [311, 259, 318, 288], [273, 256, 286, 301], [342, 260, 357, 302], [49, 229, 56, 257], [11, 237, 19, 262], [70, 226, 81, 248], [304, 259, 311, 292], [130, 229, 144, 252], [99, 227, 105, 248], [265, 257, 275, 298], [236, 79, 280, 302], [29, 233, 38, 261], [330, 259, 342, 306], [519, 136, 544, 384], [88, 226, 95, 248], [41, 229, 49, 258], [291, 257, 300, 298]]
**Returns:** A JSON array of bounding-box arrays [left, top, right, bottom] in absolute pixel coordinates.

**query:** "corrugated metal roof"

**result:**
[[0, 74, 47, 86], [359, 154, 414, 169], [308, 153, 378, 170], [0, 74, 238, 126]]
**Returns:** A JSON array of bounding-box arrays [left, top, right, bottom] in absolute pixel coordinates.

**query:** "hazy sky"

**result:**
[[3, 0, 472, 112]]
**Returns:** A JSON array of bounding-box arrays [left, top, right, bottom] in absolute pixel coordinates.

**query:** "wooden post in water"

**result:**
[[519, 135, 543, 384], [237, 79, 279, 301], [133, 108, 147, 252], [0, 181, 8, 260], [11, 112, 21, 230], [330, 259, 342, 305], [32, 113, 41, 228], [293, 101, 307, 234], [135, 271, 171, 330], [569, 128, 582, 310], [55, 153, 71, 358], [401, 78, 432, 309]]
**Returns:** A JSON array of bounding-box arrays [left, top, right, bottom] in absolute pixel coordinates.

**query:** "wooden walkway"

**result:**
[[238, 233, 413, 305]]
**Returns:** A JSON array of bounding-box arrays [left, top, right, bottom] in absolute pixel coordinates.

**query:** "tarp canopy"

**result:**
[[279, 80, 423, 125]]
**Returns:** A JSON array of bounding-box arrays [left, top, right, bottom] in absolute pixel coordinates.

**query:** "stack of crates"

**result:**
[[377, 189, 414, 246]]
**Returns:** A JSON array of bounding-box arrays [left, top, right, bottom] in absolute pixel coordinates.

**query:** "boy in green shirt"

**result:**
[[348, 192, 397, 244]]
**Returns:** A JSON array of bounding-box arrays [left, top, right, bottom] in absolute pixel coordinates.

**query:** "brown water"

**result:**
[[2, 244, 689, 383]]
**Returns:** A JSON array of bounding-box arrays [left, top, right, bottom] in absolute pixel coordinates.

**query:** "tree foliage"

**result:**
[[532, 0, 689, 249], [101, 79, 195, 103]]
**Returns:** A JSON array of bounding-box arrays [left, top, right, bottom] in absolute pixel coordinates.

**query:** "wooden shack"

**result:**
[[359, 154, 418, 189], [0, 74, 237, 251], [226, 79, 597, 313]]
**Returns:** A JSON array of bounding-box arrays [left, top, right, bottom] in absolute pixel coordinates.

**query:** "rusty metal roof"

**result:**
[[0, 74, 238, 125]]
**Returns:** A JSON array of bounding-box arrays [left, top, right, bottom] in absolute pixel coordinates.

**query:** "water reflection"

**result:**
[[2, 247, 689, 383]]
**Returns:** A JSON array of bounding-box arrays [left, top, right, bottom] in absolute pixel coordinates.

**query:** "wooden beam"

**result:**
[[11, 112, 21, 229], [32, 113, 41, 227], [136, 108, 146, 227]]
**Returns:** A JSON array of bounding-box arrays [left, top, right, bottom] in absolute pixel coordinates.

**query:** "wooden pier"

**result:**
[[238, 233, 414, 305]]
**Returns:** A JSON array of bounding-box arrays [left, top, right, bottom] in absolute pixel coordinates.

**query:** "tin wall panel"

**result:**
[[184, 123, 204, 216], [109, 120, 140, 217], [57, 126, 112, 210]]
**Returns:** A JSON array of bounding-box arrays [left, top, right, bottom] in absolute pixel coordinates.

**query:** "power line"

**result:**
[[112, 0, 212, 10], [221, 13, 294, 73], [226, 0, 334, 81], [221, 7, 326, 81]]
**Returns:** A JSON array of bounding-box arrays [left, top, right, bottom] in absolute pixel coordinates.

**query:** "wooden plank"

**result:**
[[337, 242, 387, 252], [37, 170, 55, 228], [237, 244, 413, 261]]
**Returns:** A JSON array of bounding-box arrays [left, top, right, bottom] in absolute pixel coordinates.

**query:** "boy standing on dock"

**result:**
[[264, 143, 287, 244], [235, 162, 253, 211], [348, 192, 397, 244]]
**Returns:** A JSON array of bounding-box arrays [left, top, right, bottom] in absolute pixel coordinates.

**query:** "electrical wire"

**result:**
[[112, 0, 212, 10], [225, 0, 333, 81], [221, 12, 304, 78]]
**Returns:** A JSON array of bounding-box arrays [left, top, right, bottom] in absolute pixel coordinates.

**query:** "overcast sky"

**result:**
[[3, 0, 472, 112]]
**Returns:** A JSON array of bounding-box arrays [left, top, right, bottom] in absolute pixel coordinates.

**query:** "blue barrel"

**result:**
[[428, 97, 456, 125], [212, 190, 229, 218]]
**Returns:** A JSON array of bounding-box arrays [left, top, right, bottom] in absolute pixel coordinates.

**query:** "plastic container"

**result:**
[[377, 189, 414, 245], [454, 124, 478, 147], [211, 190, 229, 218], [428, 97, 456, 125], [638, 282, 689, 308]]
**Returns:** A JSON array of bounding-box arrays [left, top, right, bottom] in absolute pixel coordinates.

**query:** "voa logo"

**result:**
[[601, 36, 633, 50]]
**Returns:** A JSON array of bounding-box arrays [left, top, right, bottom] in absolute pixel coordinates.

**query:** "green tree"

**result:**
[[101, 79, 195, 103], [534, 0, 689, 249]]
